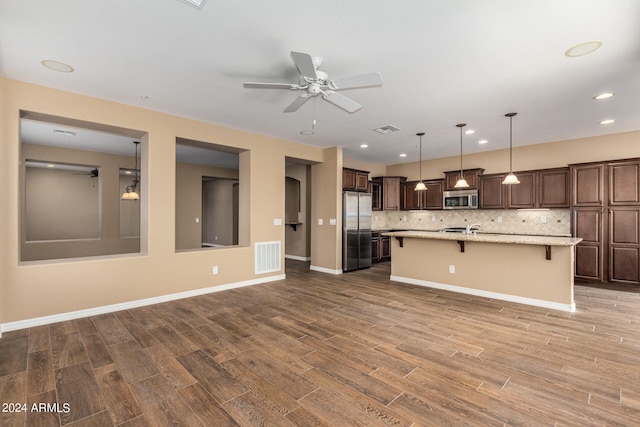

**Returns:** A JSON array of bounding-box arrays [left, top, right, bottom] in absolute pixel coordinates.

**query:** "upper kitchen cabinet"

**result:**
[[609, 160, 640, 206], [372, 176, 406, 210], [444, 168, 484, 190], [369, 180, 382, 211], [480, 174, 506, 209], [571, 163, 605, 206], [538, 168, 570, 208], [507, 168, 570, 209], [402, 179, 444, 210], [342, 168, 369, 192]]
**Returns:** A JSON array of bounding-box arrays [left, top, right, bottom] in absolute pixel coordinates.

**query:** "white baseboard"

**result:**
[[285, 254, 311, 261], [0, 274, 286, 336], [310, 265, 343, 275], [390, 275, 576, 313]]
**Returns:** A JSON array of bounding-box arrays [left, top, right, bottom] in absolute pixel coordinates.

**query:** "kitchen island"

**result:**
[[382, 230, 582, 312]]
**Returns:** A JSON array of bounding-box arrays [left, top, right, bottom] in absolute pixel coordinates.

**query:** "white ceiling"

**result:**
[[2, 0, 639, 166]]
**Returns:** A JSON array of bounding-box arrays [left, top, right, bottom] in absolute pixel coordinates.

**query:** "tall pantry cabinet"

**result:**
[[571, 159, 640, 285]]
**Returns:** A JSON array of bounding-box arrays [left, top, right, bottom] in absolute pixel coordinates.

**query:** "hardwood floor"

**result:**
[[1, 260, 640, 426]]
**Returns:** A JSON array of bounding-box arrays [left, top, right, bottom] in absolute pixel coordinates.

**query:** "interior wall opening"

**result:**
[[285, 157, 313, 267], [19, 111, 147, 262]]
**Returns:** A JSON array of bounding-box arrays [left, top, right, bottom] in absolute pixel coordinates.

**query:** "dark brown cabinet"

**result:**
[[402, 179, 444, 210], [369, 180, 382, 211], [609, 207, 640, 285], [444, 168, 484, 190], [572, 164, 605, 206], [371, 231, 391, 263], [372, 176, 406, 211], [609, 161, 640, 206], [507, 168, 569, 209], [480, 174, 506, 209], [571, 159, 640, 285], [342, 168, 369, 192]]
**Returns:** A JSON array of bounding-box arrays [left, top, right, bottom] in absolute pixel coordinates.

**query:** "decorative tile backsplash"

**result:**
[[373, 209, 571, 236]]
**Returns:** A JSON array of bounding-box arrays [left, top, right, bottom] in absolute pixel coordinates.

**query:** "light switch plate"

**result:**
[[274, 218, 282, 226], [318, 219, 323, 225], [329, 218, 336, 226]]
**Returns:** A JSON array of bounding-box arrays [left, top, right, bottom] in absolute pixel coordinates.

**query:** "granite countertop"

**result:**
[[382, 230, 582, 247]]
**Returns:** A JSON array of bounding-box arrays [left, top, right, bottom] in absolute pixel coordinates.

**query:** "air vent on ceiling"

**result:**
[[373, 125, 400, 135], [180, 0, 208, 9]]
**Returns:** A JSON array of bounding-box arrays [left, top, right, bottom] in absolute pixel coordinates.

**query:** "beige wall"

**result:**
[[175, 162, 238, 250], [20, 143, 141, 261], [343, 157, 386, 179], [386, 131, 640, 180], [1, 78, 335, 326]]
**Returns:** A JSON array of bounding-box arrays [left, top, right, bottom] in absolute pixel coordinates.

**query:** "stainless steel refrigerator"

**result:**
[[343, 191, 372, 272]]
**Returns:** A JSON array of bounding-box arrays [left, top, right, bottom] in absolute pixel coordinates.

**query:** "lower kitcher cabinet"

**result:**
[[371, 233, 391, 263]]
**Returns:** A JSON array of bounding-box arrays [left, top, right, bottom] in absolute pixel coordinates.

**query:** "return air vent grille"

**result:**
[[255, 241, 281, 274], [373, 125, 400, 134], [180, 0, 208, 10]]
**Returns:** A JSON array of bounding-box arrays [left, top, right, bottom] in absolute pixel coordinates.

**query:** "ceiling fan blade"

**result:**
[[284, 95, 312, 113], [322, 91, 362, 113], [330, 72, 383, 90], [290, 51, 318, 79], [243, 82, 297, 89]]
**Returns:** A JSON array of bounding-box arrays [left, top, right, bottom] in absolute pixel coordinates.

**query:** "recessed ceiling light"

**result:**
[[465, 129, 475, 135], [565, 40, 602, 57], [478, 139, 488, 144], [300, 130, 315, 135], [593, 92, 614, 100], [399, 153, 407, 157], [46, 164, 55, 168], [140, 95, 150, 100], [360, 144, 368, 148], [600, 119, 615, 125], [41, 60, 74, 73]]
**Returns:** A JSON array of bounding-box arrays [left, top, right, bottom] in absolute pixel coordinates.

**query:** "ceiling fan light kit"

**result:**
[[244, 51, 383, 115]]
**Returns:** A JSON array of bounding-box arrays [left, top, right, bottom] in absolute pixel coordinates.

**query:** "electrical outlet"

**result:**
[[195, 217, 199, 223], [497, 216, 503, 223], [449, 265, 455, 274], [541, 215, 547, 223], [212, 266, 218, 275], [432, 215, 437, 222], [329, 218, 336, 225], [274, 218, 282, 226], [318, 218, 323, 225]]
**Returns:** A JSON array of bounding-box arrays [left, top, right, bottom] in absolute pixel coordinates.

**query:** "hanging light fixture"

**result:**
[[454, 123, 469, 188], [122, 141, 140, 200], [414, 132, 427, 191], [502, 112, 520, 185]]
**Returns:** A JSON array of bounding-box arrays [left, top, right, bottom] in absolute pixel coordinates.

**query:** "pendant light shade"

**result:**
[[502, 112, 520, 185], [454, 123, 469, 188], [414, 132, 427, 191], [122, 141, 140, 200]]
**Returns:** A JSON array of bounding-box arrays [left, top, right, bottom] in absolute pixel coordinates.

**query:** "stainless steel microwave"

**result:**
[[443, 189, 479, 209]]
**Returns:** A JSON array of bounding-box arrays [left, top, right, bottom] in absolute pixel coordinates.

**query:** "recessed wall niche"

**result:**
[[19, 111, 147, 262]]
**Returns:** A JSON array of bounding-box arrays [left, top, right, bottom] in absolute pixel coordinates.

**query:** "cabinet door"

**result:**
[[507, 172, 536, 208], [480, 174, 506, 209], [370, 181, 382, 211], [371, 237, 380, 262], [609, 161, 640, 206], [383, 177, 402, 210], [380, 237, 391, 260], [539, 168, 570, 208], [425, 180, 444, 209], [342, 169, 356, 191], [402, 181, 423, 210], [356, 172, 369, 192], [572, 164, 604, 206], [609, 207, 640, 285], [573, 208, 605, 282], [445, 170, 480, 190]]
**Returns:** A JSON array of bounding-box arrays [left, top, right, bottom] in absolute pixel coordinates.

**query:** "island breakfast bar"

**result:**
[[383, 231, 582, 312]]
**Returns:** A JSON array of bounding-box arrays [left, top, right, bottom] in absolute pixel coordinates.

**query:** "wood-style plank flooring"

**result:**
[[2, 260, 640, 426]]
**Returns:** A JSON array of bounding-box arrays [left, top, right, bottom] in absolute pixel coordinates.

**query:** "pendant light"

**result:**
[[414, 132, 427, 191], [454, 123, 469, 188], [122, 141, 140, 200], [502, 112, 520, 185]]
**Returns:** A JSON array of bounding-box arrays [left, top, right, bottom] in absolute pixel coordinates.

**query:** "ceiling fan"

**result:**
[[243, 51, 383, 113]]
